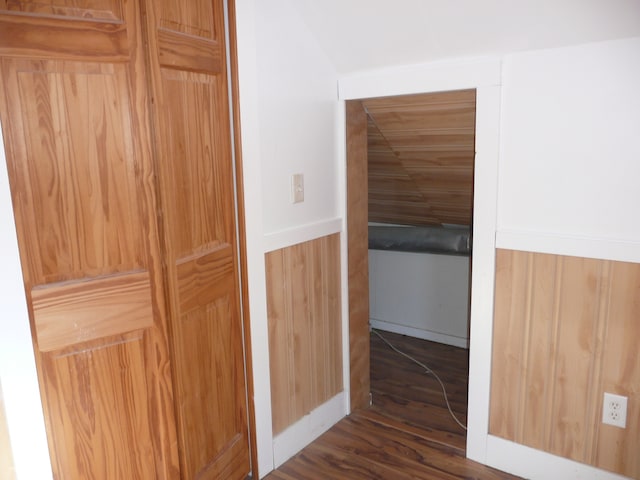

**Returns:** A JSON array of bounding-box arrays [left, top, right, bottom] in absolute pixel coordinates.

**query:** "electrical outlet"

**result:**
[[602, 392, 627, 428]]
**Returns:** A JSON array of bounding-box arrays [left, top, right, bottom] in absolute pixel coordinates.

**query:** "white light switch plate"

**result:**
[[291, 173, 304, 203]]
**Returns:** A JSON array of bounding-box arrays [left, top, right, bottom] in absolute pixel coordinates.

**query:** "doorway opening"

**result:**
[[347, 89, 476, 452]]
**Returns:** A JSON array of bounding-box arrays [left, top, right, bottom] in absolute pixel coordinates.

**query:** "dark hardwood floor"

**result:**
[[266, 331, 522, 479]]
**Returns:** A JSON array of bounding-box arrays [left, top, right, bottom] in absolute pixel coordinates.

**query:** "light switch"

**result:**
[[291, 173, 304, 203]]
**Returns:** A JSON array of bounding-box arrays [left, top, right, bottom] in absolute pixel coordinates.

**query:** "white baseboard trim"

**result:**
[[263, 218, 342, 253], [370, 319, 469, 349], [272, 391, 347, 469], [485, 435, 631, 480]]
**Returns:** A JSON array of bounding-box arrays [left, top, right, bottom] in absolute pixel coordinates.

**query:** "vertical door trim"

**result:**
[[224, 0, 259, 476]]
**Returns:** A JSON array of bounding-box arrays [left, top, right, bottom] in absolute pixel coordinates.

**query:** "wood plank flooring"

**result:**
[[266, 331, 522, 479]]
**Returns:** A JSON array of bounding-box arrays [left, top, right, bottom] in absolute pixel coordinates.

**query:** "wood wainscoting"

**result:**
[[266, 234, 343, 435], [490, 249, 640, 479]]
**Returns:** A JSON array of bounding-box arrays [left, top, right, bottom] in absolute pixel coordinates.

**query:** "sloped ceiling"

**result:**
[[365, 89, 476, 227], [293, 0, 640, 73]]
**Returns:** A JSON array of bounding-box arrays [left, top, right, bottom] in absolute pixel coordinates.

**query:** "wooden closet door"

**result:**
[[0, 2, 179, 479], [142, 1, 251, 479]]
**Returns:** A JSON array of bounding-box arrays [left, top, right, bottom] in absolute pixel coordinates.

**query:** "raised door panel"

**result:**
[[41, 333, 156, 479], [2, 59, 145, 284], [0, 3, 179, 478], [143, 0, 250, 478]]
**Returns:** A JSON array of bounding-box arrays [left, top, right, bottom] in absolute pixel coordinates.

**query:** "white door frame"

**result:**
[[338, 57, 502, 464]]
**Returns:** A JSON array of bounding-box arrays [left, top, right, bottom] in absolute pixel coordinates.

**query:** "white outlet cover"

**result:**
[[602, 392, 628, 428]]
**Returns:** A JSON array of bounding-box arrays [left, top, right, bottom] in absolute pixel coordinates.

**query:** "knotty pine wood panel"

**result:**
[[490, 249, 640, 479], [368, 117, 439, 226], [266, 234, 343, 434], [0, 383, 14, 480], [364, 89, 476, 109], [346, 100, 371, 411], [367, 105, 475, 132], [363, 89, 475, 227]]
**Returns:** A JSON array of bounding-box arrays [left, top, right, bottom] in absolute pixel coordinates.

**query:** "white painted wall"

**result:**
[[253, 0, 340, 236], [0, 128, 53, 479], [234, 0, 343, 476], [295, 0, 640, 73], [369, 249, 470, 349], [497, 36, 640, 264]]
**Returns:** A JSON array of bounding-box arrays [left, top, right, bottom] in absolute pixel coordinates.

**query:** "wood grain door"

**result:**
[[0, 1, 250, 479], [142, 1, 251, 478], [0, 2, 180, 479]]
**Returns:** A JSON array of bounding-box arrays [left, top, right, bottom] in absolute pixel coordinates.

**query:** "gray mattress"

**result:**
[[368, 225, 471, 256]]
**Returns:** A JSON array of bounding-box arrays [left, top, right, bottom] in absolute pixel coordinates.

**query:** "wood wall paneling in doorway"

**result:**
[[363, 89, 476, 227], [490, 249, 640, 479], [265, 234, 343, 435], [346, 100, 371, 411]]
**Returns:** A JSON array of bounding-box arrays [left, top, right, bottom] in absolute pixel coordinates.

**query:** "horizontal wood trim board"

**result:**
[[0, 14, 128, 61], [32, 270, 153, 352], [157, 28, 222, 74], [490, 249, 640, 479]]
